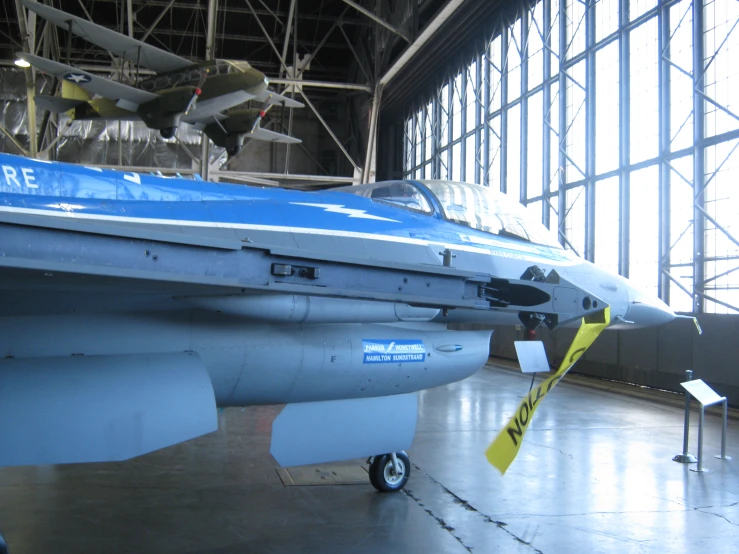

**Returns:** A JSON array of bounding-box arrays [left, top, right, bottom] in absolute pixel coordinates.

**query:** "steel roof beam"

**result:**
[[340, 0, 410, 43], [269, 78, 371, 92], [140, 0, 176, 42], [380, 0, 466, 87], [279, 0, 296, 77], [245, 0, 289, 74], [299, 90, 361, 173]]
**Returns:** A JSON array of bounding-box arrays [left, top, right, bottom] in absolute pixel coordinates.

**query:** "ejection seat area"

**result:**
[[0, 361, 737, 553]]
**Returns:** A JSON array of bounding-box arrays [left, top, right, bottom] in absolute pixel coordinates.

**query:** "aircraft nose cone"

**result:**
[[625, 288, 676, 327]]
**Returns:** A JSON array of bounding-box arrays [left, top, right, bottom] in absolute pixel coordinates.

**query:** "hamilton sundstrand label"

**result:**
[[362, 339, 426, 364]]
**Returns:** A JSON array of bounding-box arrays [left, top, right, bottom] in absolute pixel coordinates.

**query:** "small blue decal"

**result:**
[[363, 339, 426, 364]]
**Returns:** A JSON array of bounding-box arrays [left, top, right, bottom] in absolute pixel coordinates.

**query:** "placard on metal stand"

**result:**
[[679, 379, 732, 473]]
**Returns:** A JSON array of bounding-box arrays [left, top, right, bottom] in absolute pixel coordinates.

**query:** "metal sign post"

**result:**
[[673, 369, 697, 463], [679, 379, 732, 473], [714, 399, 732, 462]]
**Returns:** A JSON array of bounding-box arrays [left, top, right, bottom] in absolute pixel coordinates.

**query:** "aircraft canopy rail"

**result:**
[[337, 181, 434, 214]]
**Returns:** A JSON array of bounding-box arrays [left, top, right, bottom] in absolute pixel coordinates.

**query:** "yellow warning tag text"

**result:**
[[485, 308, 610, 474]]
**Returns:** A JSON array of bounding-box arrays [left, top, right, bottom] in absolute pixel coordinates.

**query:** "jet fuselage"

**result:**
[[0, 152, 675, 468]]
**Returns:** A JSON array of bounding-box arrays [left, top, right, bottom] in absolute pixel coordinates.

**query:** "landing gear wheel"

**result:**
[[226, 144, 242, 157], [369, 451, 410, 492], [0, 531, 8, 554], [160, 126, 177, 139]]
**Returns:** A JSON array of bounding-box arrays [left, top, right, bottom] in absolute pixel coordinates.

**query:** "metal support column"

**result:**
[[693, 0, 705, 313], [402, 111, 409, 179], [557, 0, 567, 245], [410, 107, 417, 181], [460, 67, 468, 183], [584, 0, 596, 262], [122, 0, 134, 166], [432, 93, 441, 179], [542, 0, 552, 228], [500, 25, 509, 194], [284, 10, 298, 174], [475, 53, 483, 185], [659, 2, 672, 304], [363, 84, 383, 183], [483, 43, 491, 187], [15, 0, 37, 158], [619, 0, 631, 277], [446, 77, 453, 179], [200, 0, 218, 181], [279, 0, 297, 78], [520, 9, 529, 205]]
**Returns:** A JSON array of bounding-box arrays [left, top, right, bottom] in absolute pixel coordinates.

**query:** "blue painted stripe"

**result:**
[[0, 152, 575, 264]]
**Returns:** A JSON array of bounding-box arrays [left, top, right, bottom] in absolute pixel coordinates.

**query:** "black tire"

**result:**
[[368, 452, 410, 492], [0, 531, 8, 554], [226, 144, 241, 157], [160, 126, 177, 139]]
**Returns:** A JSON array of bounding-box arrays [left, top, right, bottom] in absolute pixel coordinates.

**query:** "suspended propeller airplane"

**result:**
[[16, 0, 303, 155], [0, 152, 676, 493]]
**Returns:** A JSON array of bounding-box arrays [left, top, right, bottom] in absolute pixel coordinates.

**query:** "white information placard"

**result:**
[[514, 341, 550, 374], [681, 379, 724, 406]]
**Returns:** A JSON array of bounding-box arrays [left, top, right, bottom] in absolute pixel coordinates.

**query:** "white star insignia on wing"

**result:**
[[65, 73, 90, 83]]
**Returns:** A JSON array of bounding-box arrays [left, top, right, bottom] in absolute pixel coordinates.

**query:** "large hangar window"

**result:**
[[403, 0, 739, 315]]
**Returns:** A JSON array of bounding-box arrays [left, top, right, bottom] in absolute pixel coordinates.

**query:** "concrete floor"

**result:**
[[1, 361, 737, 553]]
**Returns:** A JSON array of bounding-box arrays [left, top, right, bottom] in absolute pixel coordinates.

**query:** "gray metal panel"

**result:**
[[0, 352, 217, 466], [270, 393, 418, 467], [21, 0, 193, 73], [0, 223, 606, 326], [0, 211, 244, 251]]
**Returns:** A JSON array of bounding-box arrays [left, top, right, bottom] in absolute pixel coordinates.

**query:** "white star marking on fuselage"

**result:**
[[290, 203, 400, 222]]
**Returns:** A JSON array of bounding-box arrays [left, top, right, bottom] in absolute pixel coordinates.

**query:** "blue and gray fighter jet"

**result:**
[[0, 152, 674, 492]]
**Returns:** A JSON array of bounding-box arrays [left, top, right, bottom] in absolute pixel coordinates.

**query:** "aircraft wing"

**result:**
[[256, 89, 305, 109], [182, 91, 256, 124], [248, 126, 302, 144], [17, 53, 157, 110], [21, 0, 193, 73]]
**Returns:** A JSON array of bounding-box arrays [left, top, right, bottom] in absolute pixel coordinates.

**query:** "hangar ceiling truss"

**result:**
[[0, 0, 454, 187]]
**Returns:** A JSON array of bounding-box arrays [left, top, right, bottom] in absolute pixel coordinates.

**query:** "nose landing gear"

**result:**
[[368, 451, 410, 492]]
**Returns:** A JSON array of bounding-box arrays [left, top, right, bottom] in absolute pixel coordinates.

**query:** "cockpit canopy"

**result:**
[[139, 59, 259, 92], [214, 59, 254, 74], [337, 179, 561, 249]]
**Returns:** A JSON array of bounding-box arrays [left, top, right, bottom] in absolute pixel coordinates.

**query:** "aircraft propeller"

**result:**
[[184, 87, 202, 116], [250, 100, 274, 134]]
